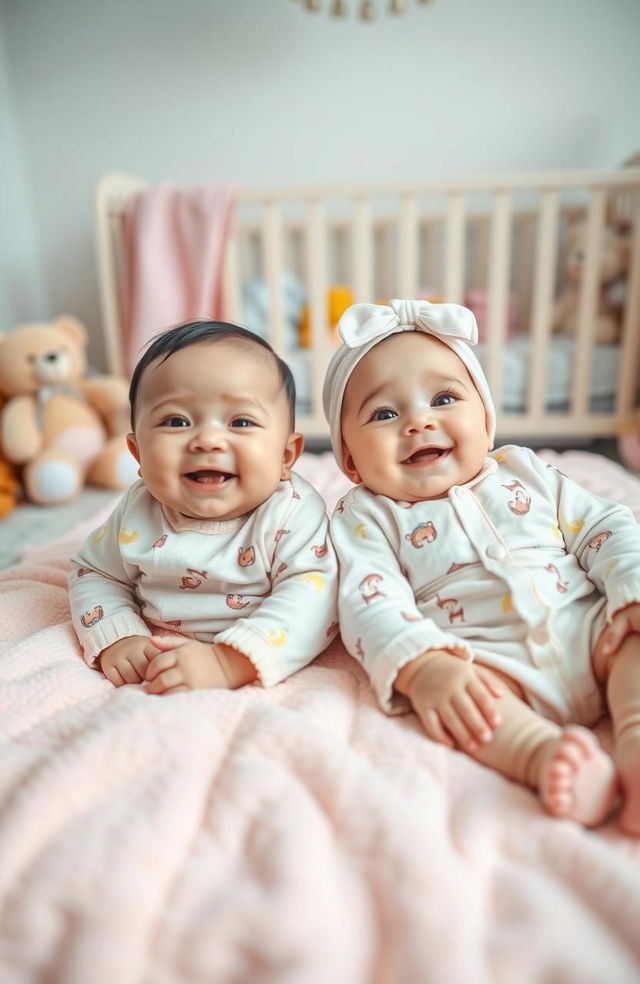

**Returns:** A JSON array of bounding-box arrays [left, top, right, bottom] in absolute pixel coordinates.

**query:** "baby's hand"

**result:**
[[595, 602, 640, 663], [144, 637, 257, 695], [396, 650, 502, 752], [99, 635, 160, 687]]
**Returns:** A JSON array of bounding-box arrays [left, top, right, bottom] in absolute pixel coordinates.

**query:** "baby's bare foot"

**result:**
[[538, 726, 618, 827]]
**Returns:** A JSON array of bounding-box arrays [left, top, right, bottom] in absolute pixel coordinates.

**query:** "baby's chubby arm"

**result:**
[[330, 491, 477, 713], [214, 483, 338, 686], [144, 637, 257, 695], [394, 649, 503, 752], [69, 488, 151, 667]]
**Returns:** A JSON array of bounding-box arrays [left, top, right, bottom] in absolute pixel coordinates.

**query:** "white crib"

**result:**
[[95, 168, 640, 445]]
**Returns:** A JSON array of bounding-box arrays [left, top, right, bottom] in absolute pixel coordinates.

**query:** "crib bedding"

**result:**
[[243, 272, 625, 417], [1, 451, 640, 984], [280, 334, 622, 417]]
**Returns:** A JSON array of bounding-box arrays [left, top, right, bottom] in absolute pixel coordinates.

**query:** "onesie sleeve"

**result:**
[[214, 478, 338, 687], [330, 490, 471, 713], [530, 450, 640, 619], [68, 490, 150, 666]]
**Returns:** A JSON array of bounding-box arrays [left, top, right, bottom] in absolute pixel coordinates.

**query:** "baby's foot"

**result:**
[[538, 726, 618, 827]]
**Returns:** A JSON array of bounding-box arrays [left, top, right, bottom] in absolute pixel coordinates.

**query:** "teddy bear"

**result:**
[[552, 219, 631, 344], [0, 316, 138, 505]]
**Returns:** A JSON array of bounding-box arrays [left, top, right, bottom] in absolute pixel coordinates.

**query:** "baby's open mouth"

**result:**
[[184, 470, 235, 484], [402, 447, 450, 465]]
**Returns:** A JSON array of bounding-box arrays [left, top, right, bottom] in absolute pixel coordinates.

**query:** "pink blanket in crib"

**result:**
[[123, 183, 235, 373], [1, 451, 640, 983]]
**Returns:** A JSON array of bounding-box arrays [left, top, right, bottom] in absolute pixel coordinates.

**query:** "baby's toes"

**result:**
[[562, 725, 596, 760], [539, 726, 617, 827]]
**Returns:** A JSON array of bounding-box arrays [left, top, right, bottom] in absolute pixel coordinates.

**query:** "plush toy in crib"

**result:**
[[0, 316, 138, 505], [552, 220, 631, 344]]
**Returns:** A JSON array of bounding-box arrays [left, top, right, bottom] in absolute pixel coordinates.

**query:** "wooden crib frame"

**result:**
[[95, 168, 640, 444]]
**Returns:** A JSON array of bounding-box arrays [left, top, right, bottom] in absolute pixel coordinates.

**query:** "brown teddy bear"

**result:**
[[0, 316, 138, 505], [552, 220, 631, 344]]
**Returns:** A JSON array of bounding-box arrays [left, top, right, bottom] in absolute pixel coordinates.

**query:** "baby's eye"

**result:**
[[161, 415, 189, 428], [432, 392, 457, 407], [369, 407, 397, 422], [230, 417, 255, 428]]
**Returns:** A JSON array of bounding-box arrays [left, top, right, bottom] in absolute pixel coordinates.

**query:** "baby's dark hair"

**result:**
[[128, 320, 297, 429]]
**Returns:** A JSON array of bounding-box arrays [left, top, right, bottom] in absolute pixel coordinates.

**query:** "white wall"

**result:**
[[0, 5, 46, 334], [2, 0, 639, 368]]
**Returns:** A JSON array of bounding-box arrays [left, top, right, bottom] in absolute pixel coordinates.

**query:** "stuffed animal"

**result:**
[[552, 220, 631, 344], [0, 316, 138, 505]]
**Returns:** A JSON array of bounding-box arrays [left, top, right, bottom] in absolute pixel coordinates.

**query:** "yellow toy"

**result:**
[[0, 316, 138, 505], [552, 220, 631, 344], [298, 287, 444, 348], [298, 286, 354, 348]]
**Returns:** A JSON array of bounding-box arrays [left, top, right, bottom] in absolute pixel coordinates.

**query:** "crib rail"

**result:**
[[95, 168, 640, 444]]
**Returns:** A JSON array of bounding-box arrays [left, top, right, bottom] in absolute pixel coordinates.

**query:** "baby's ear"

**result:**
[[485, 413, 494, 451], [281, 432, 304, 480], [126, 433, 140, 464], [342, 445, 362, 484]]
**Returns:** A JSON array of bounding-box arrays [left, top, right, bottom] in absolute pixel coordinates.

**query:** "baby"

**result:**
[[324, 298, 640, 833], [70, 320, 338, 695]]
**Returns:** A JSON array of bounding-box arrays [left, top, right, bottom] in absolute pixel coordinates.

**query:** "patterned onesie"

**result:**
[[70, 472, 338, 686], [330, 445, 640, 723]]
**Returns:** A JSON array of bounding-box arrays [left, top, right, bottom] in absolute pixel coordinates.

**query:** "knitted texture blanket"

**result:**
[[1, 450, 640, 983]]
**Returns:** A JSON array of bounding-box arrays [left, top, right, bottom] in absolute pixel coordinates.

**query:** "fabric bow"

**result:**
[[338, 298, 478, 350]]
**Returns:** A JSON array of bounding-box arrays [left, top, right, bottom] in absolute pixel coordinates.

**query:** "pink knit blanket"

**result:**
[[1, 450, 640, 983]]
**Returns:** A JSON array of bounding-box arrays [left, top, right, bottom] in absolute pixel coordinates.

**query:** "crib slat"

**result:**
[[570, 189, 606, 416], [263, 201, 286, 353], [513, 213, 535, 331], [485, 191, 512, 416], [306, 200, 330, 428], [443, 193, 466, 304], [398, 196, 418, 297], [222, 234, 241, 324], [616, 193, 640, 413], [527, 190, 559, 418], [353, 199, 373, 302], [374, 221, 393, 301]]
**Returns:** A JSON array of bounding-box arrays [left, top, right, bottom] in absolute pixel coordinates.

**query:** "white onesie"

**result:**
[[330, 446, 640, 724], [70, 472, 338, 687]]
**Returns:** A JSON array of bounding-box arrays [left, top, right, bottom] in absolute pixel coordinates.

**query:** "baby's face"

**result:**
[[127, 339, 301, 521], [341, 332, 490, 501]]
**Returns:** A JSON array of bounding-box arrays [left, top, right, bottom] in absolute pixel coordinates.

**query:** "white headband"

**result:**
[[322, 298, 496, 474]]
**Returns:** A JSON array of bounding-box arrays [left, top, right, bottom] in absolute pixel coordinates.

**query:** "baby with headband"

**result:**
[[324, 299, 640, 832]]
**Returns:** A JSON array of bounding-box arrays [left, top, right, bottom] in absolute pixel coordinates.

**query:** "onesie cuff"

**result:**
[[79, 611, 151, 667], [372, 623, 471, 715], [214, 624, 288, 688]]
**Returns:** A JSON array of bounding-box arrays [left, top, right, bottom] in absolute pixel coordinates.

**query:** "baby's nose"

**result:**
[[190, 423, 228, 450], [403, 406, 437, 434]]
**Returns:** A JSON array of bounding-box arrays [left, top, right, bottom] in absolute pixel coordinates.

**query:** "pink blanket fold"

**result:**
[[124, 183, 236, 373], [2, 451, 640, 983]]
